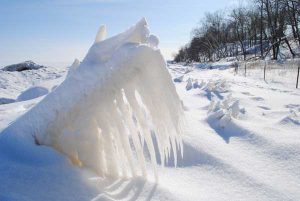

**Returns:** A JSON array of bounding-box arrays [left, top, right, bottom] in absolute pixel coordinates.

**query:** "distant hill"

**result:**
[[1, 60, 45, 72]]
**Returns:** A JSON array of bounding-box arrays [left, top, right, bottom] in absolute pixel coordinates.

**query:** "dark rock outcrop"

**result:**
[[2, 61, 45, 72]]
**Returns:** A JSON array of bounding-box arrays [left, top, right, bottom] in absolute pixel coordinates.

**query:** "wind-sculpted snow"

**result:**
[[0, 18, 183, 179], [207, 94, 245, 128]]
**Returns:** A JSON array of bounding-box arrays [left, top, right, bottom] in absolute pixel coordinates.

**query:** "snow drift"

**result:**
[[0, 18, 183, 179]]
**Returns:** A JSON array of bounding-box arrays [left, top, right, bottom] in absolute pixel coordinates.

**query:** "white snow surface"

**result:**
[[1, 28, 300, 201]]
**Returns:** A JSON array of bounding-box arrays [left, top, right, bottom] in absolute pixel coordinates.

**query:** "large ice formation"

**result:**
[[0, 18, 183, 179]]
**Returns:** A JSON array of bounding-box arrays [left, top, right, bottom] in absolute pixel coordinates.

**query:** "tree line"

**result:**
[[174, 0, 300, 63]]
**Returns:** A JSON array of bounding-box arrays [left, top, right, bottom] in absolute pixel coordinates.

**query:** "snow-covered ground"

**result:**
[[166, 64, 300, 200], [0, 66, 66, 129], [0, 59, 299, 200]]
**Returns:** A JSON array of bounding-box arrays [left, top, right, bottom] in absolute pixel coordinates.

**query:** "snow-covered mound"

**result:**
[[17, 86, 49, 102], [0, 18, 183, 179], [2, 60, 45, 72]]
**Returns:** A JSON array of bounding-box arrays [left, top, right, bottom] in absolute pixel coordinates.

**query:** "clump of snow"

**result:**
[[1, 60, 45, 72], [184, 78, 205, 90], [204, 79, 230, 93], [173, 75, 184, 83], [0, 18, 183, 180], [208, 93, 244, 128], [84, 18, 150, 64], [16, 86, 49, 102]]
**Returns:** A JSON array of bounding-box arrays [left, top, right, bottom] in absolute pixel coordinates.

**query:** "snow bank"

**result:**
[[0, 18, 183, 179], [207, 86, 245, 128]]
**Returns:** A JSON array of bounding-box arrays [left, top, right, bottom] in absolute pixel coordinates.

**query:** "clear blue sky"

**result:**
[[0, 0, 236, 67]]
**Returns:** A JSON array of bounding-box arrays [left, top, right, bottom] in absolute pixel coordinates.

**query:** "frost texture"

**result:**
[[0, 18, 183, 179]]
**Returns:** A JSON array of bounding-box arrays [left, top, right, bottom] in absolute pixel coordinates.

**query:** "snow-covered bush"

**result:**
[[185, 78, 206, 91], [208, 94, 244, 128], [0, 18, 183, 179], [204, 79, 230, 93]]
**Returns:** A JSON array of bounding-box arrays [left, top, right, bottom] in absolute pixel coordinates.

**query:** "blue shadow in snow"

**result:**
[[207, 117, 249, 144], [204, 89, 224, 101]]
